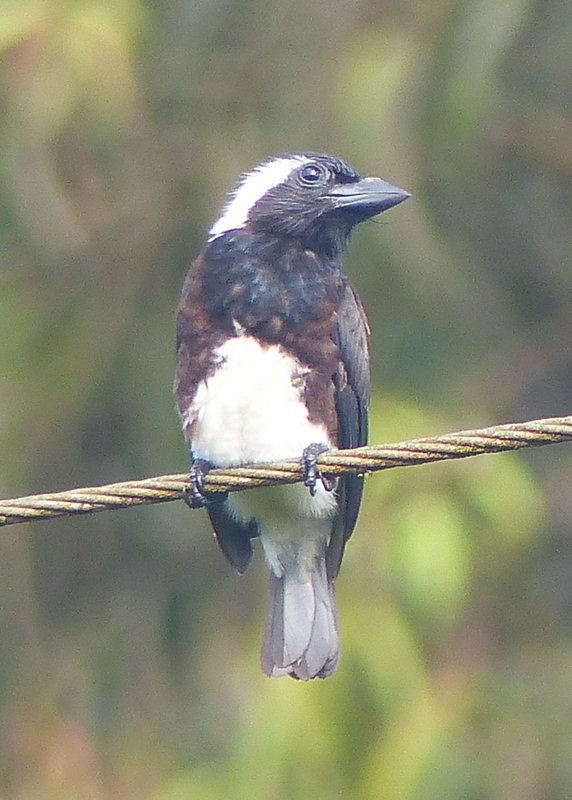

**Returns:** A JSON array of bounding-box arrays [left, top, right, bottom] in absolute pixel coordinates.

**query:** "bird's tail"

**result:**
[[260, 556, 339, 680]]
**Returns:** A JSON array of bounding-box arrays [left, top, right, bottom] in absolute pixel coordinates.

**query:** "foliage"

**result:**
[[1, 0, 571, 797]]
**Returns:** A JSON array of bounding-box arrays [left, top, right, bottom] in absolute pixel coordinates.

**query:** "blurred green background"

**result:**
[[1, 0, 572, 797]]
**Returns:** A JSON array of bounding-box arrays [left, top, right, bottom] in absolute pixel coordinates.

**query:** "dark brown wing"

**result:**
[[176, 254, 259, 574], [326, 280, 370, 579], [207, 499, 258, 574]]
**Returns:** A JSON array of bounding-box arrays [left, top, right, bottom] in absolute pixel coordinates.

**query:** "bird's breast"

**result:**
[[201, 233, 343, 332], [184, 334, 333, 466]]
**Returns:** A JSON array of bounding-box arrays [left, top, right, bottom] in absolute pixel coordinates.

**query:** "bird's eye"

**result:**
[[298, 163, 329, 187]]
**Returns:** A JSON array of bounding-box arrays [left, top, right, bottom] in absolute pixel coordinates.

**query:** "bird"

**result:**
[[174, 152, 409, 679]]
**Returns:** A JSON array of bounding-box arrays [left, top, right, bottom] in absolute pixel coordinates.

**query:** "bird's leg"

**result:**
[[182, 458, 227, 509], [302, 443, 335, 496]]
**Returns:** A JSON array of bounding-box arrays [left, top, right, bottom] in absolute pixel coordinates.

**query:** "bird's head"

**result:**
[[208, 152, 409, 255]]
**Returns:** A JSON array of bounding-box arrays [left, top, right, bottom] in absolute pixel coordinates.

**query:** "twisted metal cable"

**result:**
[[1, 415, 572, 527]]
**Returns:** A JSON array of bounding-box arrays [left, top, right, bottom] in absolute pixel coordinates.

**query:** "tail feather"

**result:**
[[261, 559, 339, 680]]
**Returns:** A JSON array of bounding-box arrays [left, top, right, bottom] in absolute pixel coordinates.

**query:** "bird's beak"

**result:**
[[327, 177, 410, 212]]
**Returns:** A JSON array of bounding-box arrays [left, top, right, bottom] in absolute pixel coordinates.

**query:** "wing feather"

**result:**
[[327, 281, 370, 579]]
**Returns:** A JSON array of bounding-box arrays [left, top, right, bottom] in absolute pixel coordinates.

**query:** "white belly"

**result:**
[[236, 480, 336, 567], [185, 334, 332, 466]]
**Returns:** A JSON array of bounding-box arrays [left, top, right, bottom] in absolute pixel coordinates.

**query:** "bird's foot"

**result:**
[[302, 443, 335, 496], [182, 459, 227, 509]]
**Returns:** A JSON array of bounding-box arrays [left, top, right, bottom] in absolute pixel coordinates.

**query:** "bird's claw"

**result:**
[[182, 459, 227, 509], [302, 443, 334, 496]]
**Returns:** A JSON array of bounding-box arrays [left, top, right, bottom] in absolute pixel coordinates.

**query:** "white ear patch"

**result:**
[[208, 156, 308, 240]]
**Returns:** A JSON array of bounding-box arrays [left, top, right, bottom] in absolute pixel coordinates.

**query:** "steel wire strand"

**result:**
[[1, 415, 571, 527]]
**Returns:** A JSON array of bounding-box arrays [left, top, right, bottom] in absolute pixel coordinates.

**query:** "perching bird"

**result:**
[[174, 152, 409, 679]]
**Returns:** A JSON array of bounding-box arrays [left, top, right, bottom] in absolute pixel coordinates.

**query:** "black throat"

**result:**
[[201, 229, 346, 339]]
